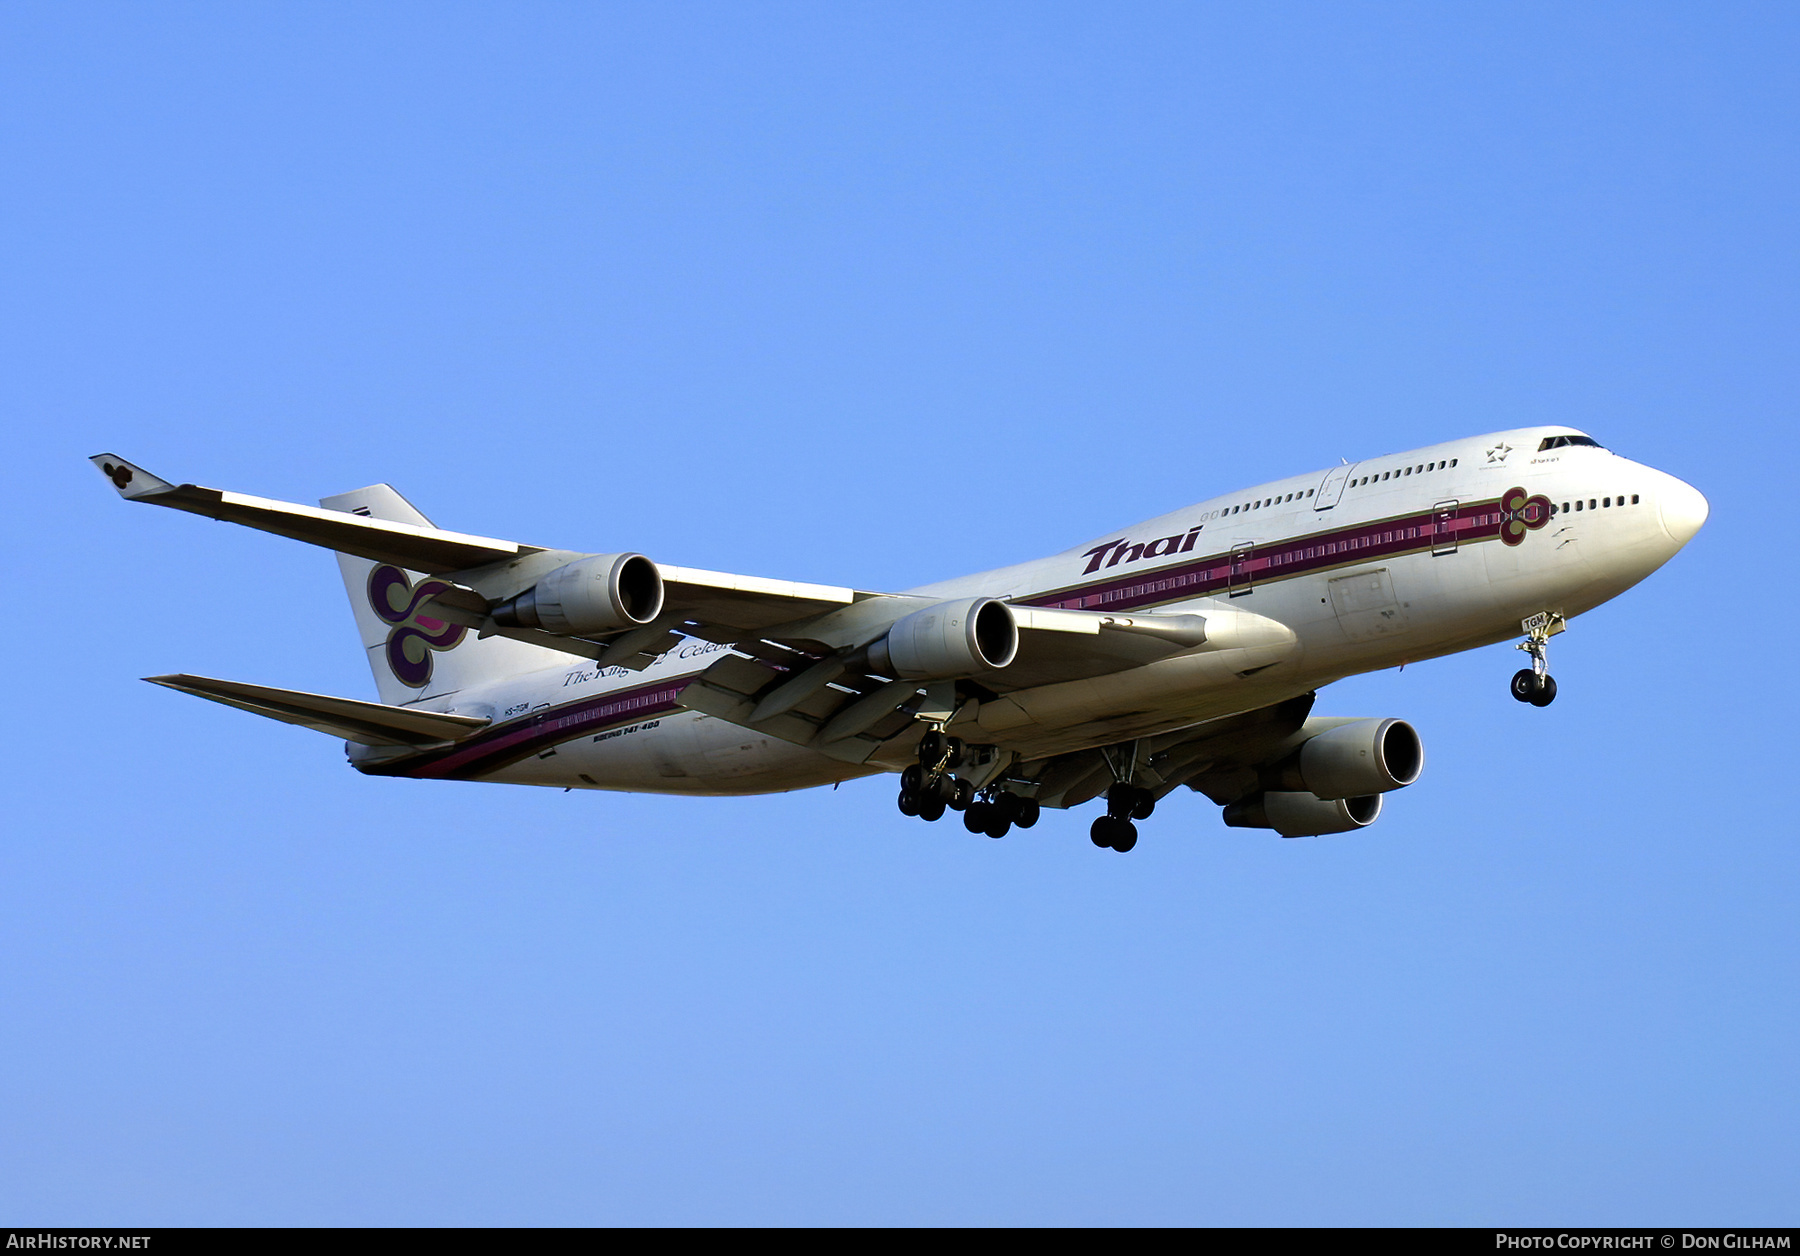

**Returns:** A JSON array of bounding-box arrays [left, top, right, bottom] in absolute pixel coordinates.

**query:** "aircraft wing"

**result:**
[[90, 454, 531, 573], [91, 454, 874, 659], [146, 674, 491, 747], [678, 603, 1299, 766], [1022, 693, 1320, 809]]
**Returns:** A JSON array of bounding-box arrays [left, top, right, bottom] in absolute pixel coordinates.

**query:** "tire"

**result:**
[[919, 796, 946, 823], [901, 764, 923, 793], [1529, 674, 1558, 707], [1131, 792, 1156, 821], [918, 730, 945, 765], [1510, 669, 1540, 703], [927, 773, 959, 808], [1090, 816, 1115, 848], [1014, 799, 1040, 829], [953, 778, 975, 810], [944, 736, 966, 769], [963, 802, 991, 834], [984, 816, 1011, 839], [1106, 784, 1136, 820], [897, 787, 919, 817], [1111, 820, 1139, 853]]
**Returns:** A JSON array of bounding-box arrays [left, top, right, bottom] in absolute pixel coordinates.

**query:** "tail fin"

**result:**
[[320, 484, 570, 705]]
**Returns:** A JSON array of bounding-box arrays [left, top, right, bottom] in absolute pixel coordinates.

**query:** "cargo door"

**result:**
[[1329, 567, 1409, 642]]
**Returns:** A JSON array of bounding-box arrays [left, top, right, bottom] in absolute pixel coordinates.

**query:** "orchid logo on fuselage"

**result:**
[[1498, 486, 1553, 547], [368, 564, 467, 688]]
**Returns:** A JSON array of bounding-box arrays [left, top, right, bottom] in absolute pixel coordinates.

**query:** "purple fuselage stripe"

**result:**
[[361, 677, 692, 780], [1021, 498, 1506, 612]]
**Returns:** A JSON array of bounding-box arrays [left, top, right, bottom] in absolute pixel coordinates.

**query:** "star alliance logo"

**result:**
[[1486, 442, 1512, 464]]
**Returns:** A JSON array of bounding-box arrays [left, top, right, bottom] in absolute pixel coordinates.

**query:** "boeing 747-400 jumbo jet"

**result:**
[[94, 428, 1706, 851]]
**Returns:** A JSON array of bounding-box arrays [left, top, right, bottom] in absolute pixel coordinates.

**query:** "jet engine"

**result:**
[[1223, 791, 1382, 838], [864, 597, 1019, 680], [1272, 717, 1423, 800], [490, 553, 664, 635]]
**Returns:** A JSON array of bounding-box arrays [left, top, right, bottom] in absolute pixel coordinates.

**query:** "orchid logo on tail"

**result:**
[[368, 565, 467, 688]]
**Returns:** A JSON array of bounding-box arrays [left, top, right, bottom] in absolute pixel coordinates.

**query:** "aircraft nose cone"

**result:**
[[1658, 475, 1709, 547]]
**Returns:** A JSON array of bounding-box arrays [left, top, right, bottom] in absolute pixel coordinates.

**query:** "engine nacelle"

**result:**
[[1223, 790, 1382, 838], [866, 597, 1019, 680], [1275, 717, 1423, 800], [490, 553, 664, 636]]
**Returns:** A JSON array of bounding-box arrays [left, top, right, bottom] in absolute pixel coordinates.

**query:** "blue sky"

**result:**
[[2, 2, 1795, 1225]]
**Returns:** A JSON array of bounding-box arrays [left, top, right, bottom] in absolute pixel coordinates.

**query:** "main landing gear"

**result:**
[[962, 789, 1039, 839], [1510, 611, 1565, 708], [1090, 783, 1155, 853], [897, 730, 1039, 838]]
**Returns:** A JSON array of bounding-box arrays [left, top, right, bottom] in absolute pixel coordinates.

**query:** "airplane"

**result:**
[[91, 426, 1707, 852]]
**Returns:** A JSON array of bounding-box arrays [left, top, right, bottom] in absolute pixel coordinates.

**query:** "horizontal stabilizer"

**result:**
[[146, 673, 491, 747], [90, 454, 531, 574]]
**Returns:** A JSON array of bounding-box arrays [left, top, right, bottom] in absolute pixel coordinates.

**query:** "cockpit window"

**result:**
[[1538, 435, 1605, 451]]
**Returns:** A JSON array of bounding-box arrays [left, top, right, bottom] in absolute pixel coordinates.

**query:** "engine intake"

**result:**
[[1223, 791, 1382, 837], [1274, 717, 1423, 800], [865, 598, 1019, 680], [490, 553, 664, 636]]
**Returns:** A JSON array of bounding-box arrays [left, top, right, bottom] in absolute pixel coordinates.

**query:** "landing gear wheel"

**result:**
[[1131, 793, 1155, 821], [1090, 814, 1136, 850], [897, 764, 922, 816], [951, 778, 975, 810], [918, 730, 965, 770], [1014, 799, 1040, 829], [964, 802, 992, 834], [984, 813, 1011, 839], [926, 773, 959, 808], [1529, 674, 1558, 707], [919, 795, 946, 823], [1510, 669, 1541, 703], [918, 730, 946, 765]]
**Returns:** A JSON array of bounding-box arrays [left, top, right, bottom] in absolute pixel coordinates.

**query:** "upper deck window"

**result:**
[[1538, 435, 1605, 451]]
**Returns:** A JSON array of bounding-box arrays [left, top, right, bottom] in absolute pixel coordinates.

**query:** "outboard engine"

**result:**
[[490, 553, 664, 635]]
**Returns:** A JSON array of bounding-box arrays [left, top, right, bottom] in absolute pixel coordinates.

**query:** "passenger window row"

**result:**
[[1551, 494, 1641, 515], [1203, 487, 1319, 520], [1353, 458, 1456, 489]]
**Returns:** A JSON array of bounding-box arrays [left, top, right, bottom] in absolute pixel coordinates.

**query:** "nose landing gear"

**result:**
[[1510, 611, 1565, 707]]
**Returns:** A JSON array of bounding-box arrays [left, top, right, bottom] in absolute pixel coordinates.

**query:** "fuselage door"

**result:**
[[1314, 463, 1355, 510], [1432, 499, 1460, 555], [1229, 541, 1256, 596]]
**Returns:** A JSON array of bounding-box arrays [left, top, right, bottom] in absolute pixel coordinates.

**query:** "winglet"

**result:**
[[90, 454, 177, 500]]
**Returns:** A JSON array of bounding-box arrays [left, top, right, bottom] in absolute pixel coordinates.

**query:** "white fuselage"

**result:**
[[362, 427, 1705, 794]]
